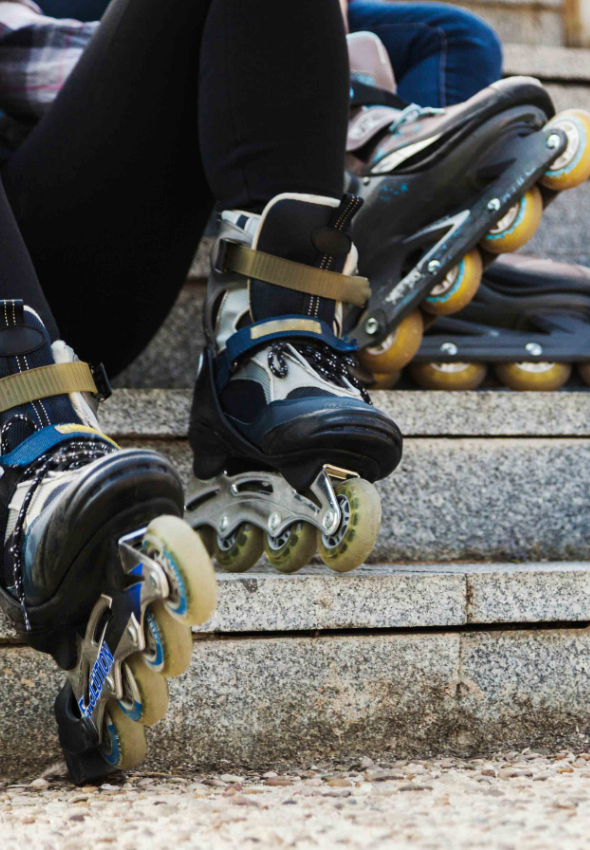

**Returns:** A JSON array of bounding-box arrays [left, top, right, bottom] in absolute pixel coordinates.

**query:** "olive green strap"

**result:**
[[0, 361, 98, 414], [223, 242, 371, 307]]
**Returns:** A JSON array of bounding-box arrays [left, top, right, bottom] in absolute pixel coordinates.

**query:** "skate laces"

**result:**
[[268, 341, 371, 404], [9, 438, 117, 630], [388, 103, 445, 135]]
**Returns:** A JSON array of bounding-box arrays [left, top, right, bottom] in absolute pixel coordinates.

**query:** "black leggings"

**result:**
[[0, 0, 349, 377]]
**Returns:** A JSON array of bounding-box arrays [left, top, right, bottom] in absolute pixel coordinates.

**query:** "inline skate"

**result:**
[[185, 192, 402, 574], [344, 32, 590, 384], [0, 300, 217, 784], [408, 253, 590, 390]]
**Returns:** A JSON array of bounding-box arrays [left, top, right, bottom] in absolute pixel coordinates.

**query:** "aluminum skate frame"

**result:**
[[185, 464, 359, 541]]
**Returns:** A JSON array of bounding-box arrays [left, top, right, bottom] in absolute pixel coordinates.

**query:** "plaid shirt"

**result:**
[[0, 0, 97, 161]]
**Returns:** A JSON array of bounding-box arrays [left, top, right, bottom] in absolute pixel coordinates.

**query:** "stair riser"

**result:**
[[2, 628, 589, 779], [119, 436, 590, 564]]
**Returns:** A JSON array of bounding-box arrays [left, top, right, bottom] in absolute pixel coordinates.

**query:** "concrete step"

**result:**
[[38, 388, 590, 567], [1, 388, 589, 778]]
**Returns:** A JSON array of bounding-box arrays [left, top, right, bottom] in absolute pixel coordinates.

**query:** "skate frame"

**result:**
[[348, 125, 569, 350], [186, 464, 359, 541], [64, 531, 171, 748]]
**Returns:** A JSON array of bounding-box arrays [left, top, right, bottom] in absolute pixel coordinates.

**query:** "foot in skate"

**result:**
[[186, 193, 402, 574], [0, 300, 217, 783]]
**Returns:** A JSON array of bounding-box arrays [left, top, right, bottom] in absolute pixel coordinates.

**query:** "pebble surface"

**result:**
[[4, 751, 590, 849]]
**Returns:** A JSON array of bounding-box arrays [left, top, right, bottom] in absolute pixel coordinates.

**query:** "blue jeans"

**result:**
[[348, 1, 503, 107]]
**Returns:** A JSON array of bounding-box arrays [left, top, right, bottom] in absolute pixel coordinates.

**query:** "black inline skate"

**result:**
[[185, 193, 402, 574], [343, 32, 590, 386], [408, 253, 590, 391], [0, 301, 217, 784]]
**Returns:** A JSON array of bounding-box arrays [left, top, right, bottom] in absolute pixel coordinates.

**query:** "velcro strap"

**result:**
[[0, 361, 98, 414], [218, 241, 371, 307]]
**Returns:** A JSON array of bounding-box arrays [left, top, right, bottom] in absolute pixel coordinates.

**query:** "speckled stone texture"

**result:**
[[3, 628, 590, 778]]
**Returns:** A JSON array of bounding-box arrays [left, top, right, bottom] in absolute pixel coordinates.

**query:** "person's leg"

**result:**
[[0, 179, 59, 338], [348, 0, 503, 107], [2, 0, 350, 377]]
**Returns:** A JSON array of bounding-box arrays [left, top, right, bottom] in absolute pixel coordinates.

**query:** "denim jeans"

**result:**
[[348, 0, 503, 107]]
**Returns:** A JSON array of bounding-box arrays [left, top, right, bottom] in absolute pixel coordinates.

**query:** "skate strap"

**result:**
[[0, 424, 118, 468], [216, 241, 371, 307], [215, 316, 357, 390], [350, 81, 406, 110], [0, 361, 100, 414]]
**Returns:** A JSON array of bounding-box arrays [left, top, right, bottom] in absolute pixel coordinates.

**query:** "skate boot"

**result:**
[[0, 301, 217, 784], [344, 33, 590, 385], [408, 253, 590, 391], [186, 193, 402, 574]]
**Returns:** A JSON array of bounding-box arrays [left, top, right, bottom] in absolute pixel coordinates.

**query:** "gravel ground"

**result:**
[[3, 752, 590, 850]]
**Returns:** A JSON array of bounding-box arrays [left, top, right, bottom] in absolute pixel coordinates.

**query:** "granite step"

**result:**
[[2, 388, 590, 777]]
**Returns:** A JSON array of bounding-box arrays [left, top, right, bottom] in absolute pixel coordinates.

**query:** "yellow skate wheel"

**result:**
[[264, 521, 317, 573], [578, 363, 590, 385], [480, 186, 543, 254], [100, 700, 147, 771], [142, 515, 217, 626], [541, 109, 590, 191], [371, 371, 401, 390], [423, 249, 482, 316], [358, 311, 423, 373], [410, 361, 488, 390], [495, 361, 571, 391], [214, 522, 264, 572], [142, 599, 193, 678], [119, 653, 169, 726], [317, 478, 381, 573]]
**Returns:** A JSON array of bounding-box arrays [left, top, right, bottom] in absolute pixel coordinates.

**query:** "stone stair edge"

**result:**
[[503, 42, 590, 81], [101, 387, 590, 438], [1, 559, 589, 643]]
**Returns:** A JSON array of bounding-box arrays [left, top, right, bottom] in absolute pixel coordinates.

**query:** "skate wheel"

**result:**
[[142, 599, 193, 678], [410, 362, 487, 390], [480, 186, 543, 254], [358, 311, 423, 374], [541, 109, 590, 191], [142, 515, 217, 626], [196, 526, 216, 557], [100, 699, 147, 771], [578, 363, 590, 385], [119, 653, 169, 726], [264, 521, 317, 573], [423, 249, 482, 316], [317, 478, 381, 573], [214, 522, 264, 572], [495, 361, 571, 391], [371, 371, 401, 390]]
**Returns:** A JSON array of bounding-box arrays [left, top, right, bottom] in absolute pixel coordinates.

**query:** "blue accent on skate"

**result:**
[[483, 196, 527, 244], [426, 258, 466, 304], [144, 609, 165, 671], [102, 713, 122, 767], [124, 562, 144, 623], [142, 542, 187, 617], [215, 316, 358, 390], [78, 641, 115, 719], [0, 424, 114, 468], [120, 698, 143, 723], [545, 116, 587, 180]]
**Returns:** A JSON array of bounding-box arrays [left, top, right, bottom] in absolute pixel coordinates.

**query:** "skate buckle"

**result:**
[[90, 363, 113, 402]]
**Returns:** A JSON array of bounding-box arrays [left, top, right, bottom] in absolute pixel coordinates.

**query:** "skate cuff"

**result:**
[[215, 317, 357, 390], [215, 240, 371, 307], [0, 424, 118, 468], [0, 361, 110, 414]]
